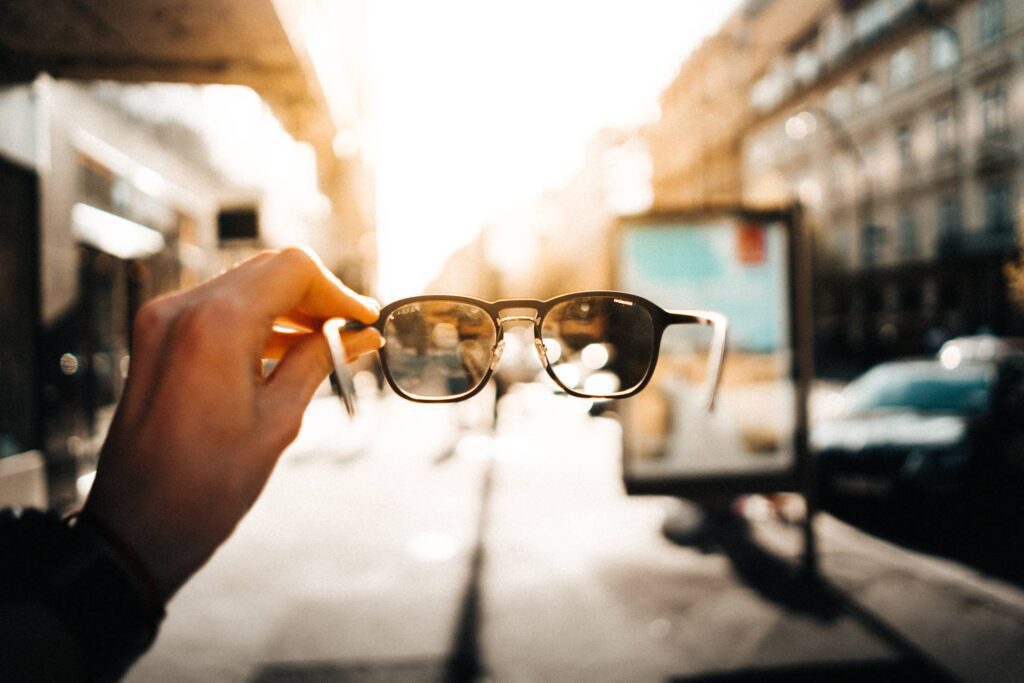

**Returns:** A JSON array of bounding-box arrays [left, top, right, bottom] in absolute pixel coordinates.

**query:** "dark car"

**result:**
[[813, 358, 1024, 505]]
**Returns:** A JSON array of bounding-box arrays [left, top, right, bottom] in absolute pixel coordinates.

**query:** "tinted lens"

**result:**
[[381, 300, 496, 399], [541, 296, 655, 396]]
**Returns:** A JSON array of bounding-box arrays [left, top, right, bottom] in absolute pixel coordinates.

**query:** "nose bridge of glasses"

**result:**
[[496, 306, 540, 328], [489, 308, 553, 372]]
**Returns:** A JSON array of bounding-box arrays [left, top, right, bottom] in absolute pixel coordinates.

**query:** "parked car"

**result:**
[[813, 357, 1024, 504]]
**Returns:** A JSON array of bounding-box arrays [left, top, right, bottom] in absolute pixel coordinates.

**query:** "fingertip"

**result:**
[[357, 295, 381, 323], [360, 295, 381, 312], [341, 328, 385, 362]]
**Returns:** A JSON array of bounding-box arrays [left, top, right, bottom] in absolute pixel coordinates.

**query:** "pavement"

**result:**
[[126, 386, 1024, 682]]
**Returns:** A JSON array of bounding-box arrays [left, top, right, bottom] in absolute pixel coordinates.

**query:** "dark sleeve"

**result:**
[[0, 508, 166, 682]]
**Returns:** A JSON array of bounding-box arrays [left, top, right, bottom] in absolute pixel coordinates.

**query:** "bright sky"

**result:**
[[370, 1, 740, 300]]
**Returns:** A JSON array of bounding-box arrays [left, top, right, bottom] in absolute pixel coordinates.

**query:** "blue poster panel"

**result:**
[[618, 218, 796, 483]]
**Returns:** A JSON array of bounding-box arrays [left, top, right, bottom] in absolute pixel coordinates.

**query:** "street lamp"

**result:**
[[786, 105, 879, 267]]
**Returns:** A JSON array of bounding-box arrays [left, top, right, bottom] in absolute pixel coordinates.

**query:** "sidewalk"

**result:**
[[128, 395, 482, 682], [809, 514, 1024, 681], [127, 391, 1024, 682]]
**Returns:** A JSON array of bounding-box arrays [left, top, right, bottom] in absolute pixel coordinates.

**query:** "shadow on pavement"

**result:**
[[250, 443, 494, 683], [698, 513, 842, 621], [252, 659, 444, 682], [666, 658, 932, 682], [664, 504, 958, 683], [441, 452, 493, 683]]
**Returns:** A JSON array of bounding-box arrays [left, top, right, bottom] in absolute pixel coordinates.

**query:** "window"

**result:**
[[934, 109, 956, 155], [750, 77, 776, 112], [827, 86, 852, 119], [861, 141, 879, 185], [937, 196, 962, 254], [891, 0, 915, 14], [794, 49, 821, 85], [861, 223, 884, 267], [922, 279, 939, 311], [898, 208, 918, 258], [78, 158, 116, 212], [897, 125, 913, 168], [217, 207, 260, 241], [902, 284, 922, 309], [889, 47, 916, 89], [836, 225, 853, 265], [821, 14, 847, 61], [854, 0, 889, 40], [829, 154, 857, 202], [750, 60, 792, 113], [929, 29, 959, 70], [797, 175, 822, 207], [856, 71, 880, 108], [938, 194, 963, 237], [984, 181, 1013, 235], [747, 137, 773, 171], [979, 0, 1004, 45], [981, 86, 1007, 137], [883, 284, 901, 311]]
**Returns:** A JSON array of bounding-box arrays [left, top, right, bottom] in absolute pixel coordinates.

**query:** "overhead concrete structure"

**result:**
[[0, 0, 336, 153]]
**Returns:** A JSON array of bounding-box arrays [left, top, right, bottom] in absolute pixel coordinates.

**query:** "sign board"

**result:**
[[616, 208, 811, 497]]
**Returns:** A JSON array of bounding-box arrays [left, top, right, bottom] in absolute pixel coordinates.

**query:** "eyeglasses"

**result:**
[[324, 291, 727, 415]]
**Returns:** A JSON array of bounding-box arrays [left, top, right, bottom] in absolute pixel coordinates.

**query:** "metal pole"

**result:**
[[790, 203, 819, 578]]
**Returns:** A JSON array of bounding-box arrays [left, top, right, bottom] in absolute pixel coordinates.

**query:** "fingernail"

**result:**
[[361, 295, 381, 314], [376, 336, 386, 349]]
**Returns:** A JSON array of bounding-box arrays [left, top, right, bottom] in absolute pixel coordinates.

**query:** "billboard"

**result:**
[[616, 209, 809, 496]]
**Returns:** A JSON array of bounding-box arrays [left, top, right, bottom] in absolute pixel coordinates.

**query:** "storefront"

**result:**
[[41, 142, 202, 509]]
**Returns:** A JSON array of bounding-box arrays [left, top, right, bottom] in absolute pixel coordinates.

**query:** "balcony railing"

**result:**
[[937, 226, 1016, 257]]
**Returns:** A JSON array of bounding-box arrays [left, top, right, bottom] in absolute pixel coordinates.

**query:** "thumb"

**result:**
[[262, 333, 332, 418]]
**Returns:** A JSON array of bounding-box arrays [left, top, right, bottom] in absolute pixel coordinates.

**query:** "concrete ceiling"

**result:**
[[0, 0, 331, 143]]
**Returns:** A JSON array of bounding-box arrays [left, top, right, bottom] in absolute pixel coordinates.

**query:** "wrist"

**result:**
[[79, 498, 201, 601], [71, 509, 167, 610]]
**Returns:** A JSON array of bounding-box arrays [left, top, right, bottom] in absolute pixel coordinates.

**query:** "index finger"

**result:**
[[243, 247, 379, 324]]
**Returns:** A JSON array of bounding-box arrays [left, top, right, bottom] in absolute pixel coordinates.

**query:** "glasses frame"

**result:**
[[352, 290, 727, 408], [322, 317, 358, 416]]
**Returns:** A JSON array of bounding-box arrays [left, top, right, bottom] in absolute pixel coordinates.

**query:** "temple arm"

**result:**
[[667, 309, 729, 411], [322, 318, 358, 417]]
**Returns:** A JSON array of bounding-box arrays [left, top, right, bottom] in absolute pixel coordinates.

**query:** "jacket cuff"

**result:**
[[0, 508, 166, 681]]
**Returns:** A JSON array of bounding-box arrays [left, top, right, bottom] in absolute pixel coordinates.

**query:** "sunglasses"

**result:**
[[324, 291, 727, 415]]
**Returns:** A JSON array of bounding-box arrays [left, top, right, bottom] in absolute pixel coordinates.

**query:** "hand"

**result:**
[[83, 248, 383, 599]]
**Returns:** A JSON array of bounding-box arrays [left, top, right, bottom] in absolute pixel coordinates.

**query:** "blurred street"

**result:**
[[127, 388, 1024, 682]]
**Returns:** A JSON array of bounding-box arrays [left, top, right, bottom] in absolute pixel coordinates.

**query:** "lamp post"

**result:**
[[785, 105, 877, 268], [785, 103, 886, 369]]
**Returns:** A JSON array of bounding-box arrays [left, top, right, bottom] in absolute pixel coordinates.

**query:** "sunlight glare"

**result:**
[[370, 1, 740, 299]]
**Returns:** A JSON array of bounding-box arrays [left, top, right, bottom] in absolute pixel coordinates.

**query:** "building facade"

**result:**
[[740, 0, 1023, 374], [647, 0, 832, 211]]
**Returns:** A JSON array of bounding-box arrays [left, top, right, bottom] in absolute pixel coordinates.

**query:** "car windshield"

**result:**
[[843, 362, 995, 416]]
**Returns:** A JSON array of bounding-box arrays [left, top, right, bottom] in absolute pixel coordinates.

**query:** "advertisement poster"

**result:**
[[618, 216, 796, 487]]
